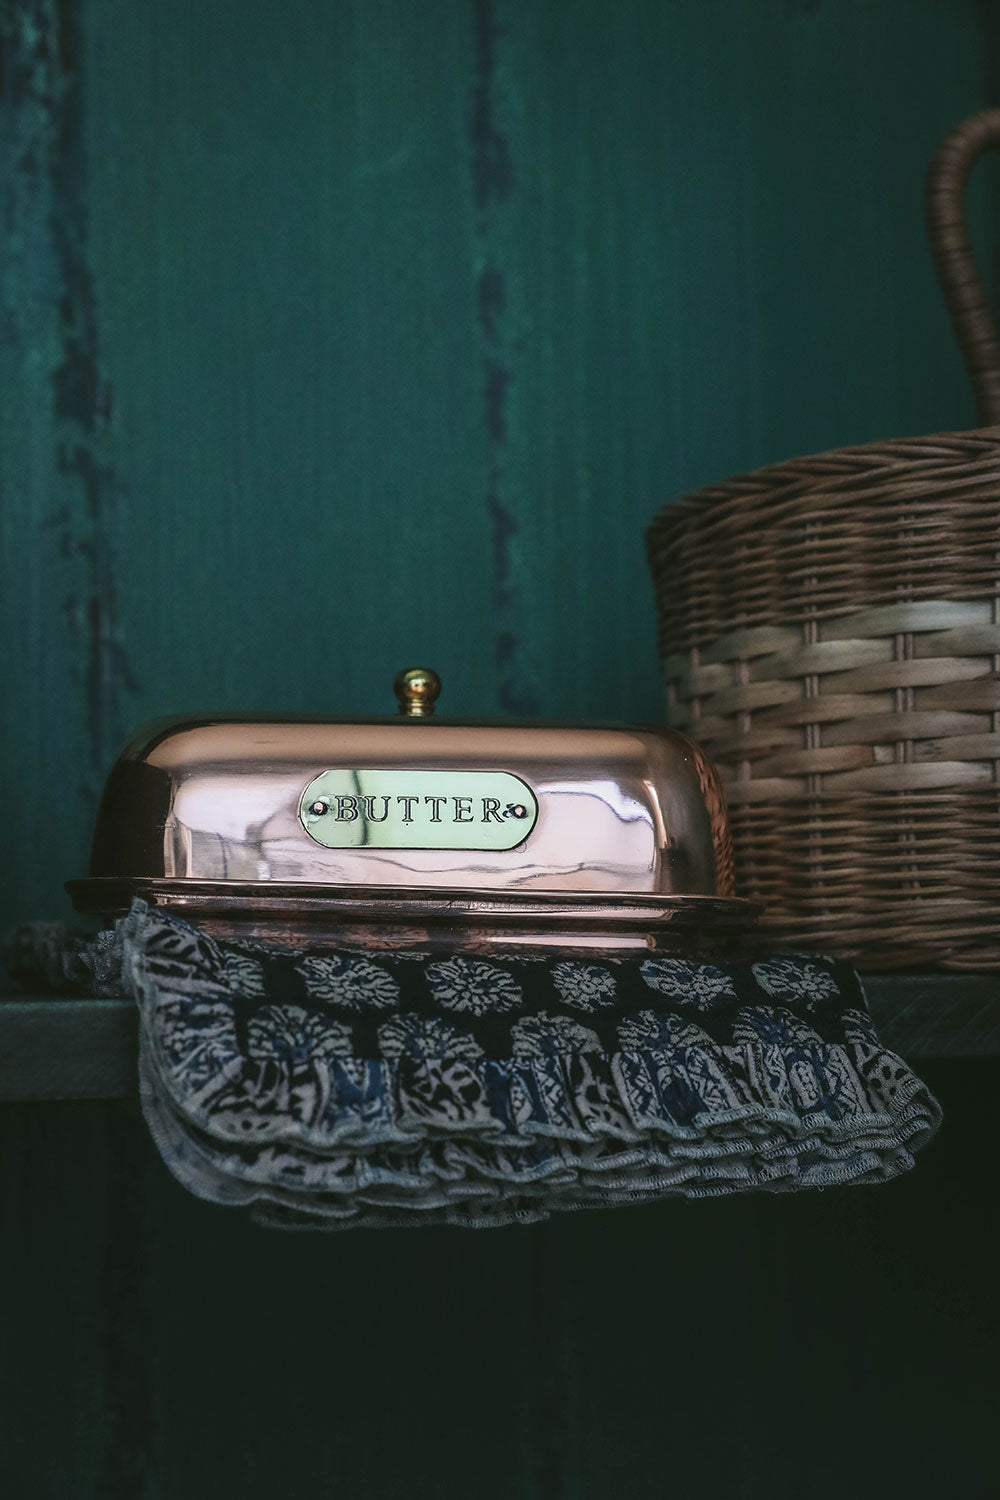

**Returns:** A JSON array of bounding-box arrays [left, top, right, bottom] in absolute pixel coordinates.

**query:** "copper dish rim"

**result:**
[[67, 877, 759, 933]]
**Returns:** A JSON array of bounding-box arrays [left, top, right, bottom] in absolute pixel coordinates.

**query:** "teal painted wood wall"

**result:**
[[1, 0, 996, 929], [1, 3, 998, 1496]]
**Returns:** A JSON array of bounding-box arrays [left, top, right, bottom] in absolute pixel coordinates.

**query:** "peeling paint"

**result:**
[[51, 0, 137, 764], [470, 0, 513, 214], [470, 0, 537, 716], [482, 348, 510, 447], [0, 0, 137, 774], [477, 263, 505, 347]]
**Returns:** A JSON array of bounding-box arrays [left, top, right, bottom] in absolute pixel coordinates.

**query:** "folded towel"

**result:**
[[6, 900, 941, 1229]]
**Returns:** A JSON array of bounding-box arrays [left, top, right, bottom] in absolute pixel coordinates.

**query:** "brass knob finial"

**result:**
[[394, 667, 441, 718]]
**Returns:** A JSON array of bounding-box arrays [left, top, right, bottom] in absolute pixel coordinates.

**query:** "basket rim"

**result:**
[[647, 424, 1000, 537]]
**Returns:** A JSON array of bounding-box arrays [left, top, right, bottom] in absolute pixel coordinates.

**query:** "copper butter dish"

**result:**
[[68, 669, 756, 954]]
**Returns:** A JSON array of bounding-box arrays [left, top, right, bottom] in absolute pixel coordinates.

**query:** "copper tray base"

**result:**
[[67, 878, 760, 956]]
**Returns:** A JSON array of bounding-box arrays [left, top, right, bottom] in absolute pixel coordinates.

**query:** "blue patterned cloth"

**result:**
[[7, 901, 941, 1230]]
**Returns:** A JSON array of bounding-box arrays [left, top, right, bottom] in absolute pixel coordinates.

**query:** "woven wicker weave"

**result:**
[[646, 110, 1000, 971]]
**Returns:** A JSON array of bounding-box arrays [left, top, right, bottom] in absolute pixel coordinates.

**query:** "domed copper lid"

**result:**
[[68, 669, 754, 953]]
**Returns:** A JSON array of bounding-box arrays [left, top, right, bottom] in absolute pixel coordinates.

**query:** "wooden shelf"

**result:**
[[0, 975, 998, 1102], [0, 999, 135, 1102], [861, 974, 1000, 1062]]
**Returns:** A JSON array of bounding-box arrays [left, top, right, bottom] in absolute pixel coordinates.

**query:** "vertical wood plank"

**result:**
[[0, 0, 132, 930], [470, 0, 541, 716], [0, 1103, 157, 1499], [146, 1168, 538, 1500], [482, 0, 994, 722], [81, 0, 495, 729]]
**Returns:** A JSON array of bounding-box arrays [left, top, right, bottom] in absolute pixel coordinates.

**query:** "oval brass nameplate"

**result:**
[[299, 769, 538, 850]]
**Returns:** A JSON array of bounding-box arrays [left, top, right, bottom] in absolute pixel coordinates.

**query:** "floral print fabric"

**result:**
[[17, 902, 941, 1230]]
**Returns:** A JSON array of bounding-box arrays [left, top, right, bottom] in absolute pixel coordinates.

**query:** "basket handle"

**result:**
[[927, 109, 1000, 426]]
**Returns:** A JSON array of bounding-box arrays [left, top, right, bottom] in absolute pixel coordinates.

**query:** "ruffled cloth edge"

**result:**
[[120, 905, 941, 1229]]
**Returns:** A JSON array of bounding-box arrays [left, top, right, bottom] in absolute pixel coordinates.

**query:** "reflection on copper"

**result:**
[[73, 696, 751, 952], [67, 878, 758, 957]]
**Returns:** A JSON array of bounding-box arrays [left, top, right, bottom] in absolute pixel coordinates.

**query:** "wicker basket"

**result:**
[[646, 110, 1000, 971]]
